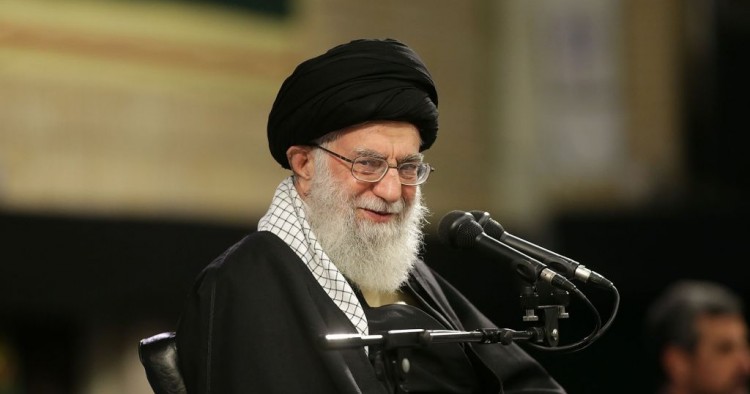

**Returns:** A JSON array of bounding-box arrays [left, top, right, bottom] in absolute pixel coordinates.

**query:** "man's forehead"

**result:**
[[695, 314, 748, 341]]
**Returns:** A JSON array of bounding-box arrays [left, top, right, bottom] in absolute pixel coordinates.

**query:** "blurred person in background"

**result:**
[[175, 38, 565, 393], [646, 280, 750, 394]]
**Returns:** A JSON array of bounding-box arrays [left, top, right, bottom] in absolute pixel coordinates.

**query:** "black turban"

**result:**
[[267, 38, 439, 169]]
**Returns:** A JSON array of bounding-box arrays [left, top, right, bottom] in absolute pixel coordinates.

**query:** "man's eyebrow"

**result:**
[[353, 148, 386, 159], [399, 153, 424, 163], [353, 148, 423, 163]]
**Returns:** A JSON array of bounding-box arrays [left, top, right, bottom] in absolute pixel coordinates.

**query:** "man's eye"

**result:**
[[399, 163, 419, 173], [356, 159, 383, 169]]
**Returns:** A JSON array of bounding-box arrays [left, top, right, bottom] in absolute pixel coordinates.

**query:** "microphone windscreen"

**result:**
[[438, 210, 482, 248], [469, 210, 506, 239], [469, 210, 490, 225]]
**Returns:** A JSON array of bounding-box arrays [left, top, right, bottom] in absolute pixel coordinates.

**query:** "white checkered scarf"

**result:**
[[258, 176, 369, 337]]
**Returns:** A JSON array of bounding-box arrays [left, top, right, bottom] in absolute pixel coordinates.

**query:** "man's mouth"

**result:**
[[360, 208, 397, 222]]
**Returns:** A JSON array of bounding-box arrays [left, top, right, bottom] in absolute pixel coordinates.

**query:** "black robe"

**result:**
[[176, 231, 565, 393]]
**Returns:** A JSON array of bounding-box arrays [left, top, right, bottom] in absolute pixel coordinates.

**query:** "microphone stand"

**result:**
[[519, 280, 570, 347], [322, 328, 538, 394]]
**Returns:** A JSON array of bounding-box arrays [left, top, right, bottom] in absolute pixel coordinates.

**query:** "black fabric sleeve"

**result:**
[[175, 231, 387, 394]]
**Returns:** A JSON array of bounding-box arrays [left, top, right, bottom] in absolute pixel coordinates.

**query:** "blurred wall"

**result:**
[[0, 0, 295, 224], [0, 0, 683, 228]]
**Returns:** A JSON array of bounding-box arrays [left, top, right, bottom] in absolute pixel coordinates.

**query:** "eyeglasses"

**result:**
[[313, 145, 434, 186]]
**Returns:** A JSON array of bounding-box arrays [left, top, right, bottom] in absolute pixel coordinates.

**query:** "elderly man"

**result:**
[[176, 38, 564, 393], [646, 280, 750, 394]]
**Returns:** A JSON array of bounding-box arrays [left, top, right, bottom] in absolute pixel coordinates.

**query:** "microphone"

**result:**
[[469, 210, 614, 289], [438, 211, 576, 292]]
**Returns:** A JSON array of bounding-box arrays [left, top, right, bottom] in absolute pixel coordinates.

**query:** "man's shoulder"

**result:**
[[202, 230, 300, 277], [225, 230, 291, 257]]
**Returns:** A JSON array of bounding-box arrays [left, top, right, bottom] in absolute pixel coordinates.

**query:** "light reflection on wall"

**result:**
[[0, 0, 296, 224]]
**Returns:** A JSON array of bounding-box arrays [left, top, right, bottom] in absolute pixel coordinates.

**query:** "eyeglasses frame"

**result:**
[[312, 144, 434, 186]]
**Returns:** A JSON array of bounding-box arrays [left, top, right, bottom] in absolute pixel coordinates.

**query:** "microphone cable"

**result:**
[[523, 286, 602, 353]]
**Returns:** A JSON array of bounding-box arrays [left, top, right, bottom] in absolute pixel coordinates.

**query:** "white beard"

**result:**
[[304, 151, 428, 293]]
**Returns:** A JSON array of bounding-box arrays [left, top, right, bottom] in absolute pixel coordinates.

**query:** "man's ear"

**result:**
[[287, 145, 315, 194], [662, 345, 692, 386]]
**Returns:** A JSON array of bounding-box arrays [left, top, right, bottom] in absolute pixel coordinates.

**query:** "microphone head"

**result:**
[[469, 210, 505, 239], [469, 210, 491, 225], [438, 210, 483, 248]]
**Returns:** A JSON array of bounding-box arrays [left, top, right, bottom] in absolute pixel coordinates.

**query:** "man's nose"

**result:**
[[371, 168, 402, 203]]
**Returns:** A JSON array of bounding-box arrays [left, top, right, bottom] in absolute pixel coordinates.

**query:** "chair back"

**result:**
[[138, 332, 187, 394]]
